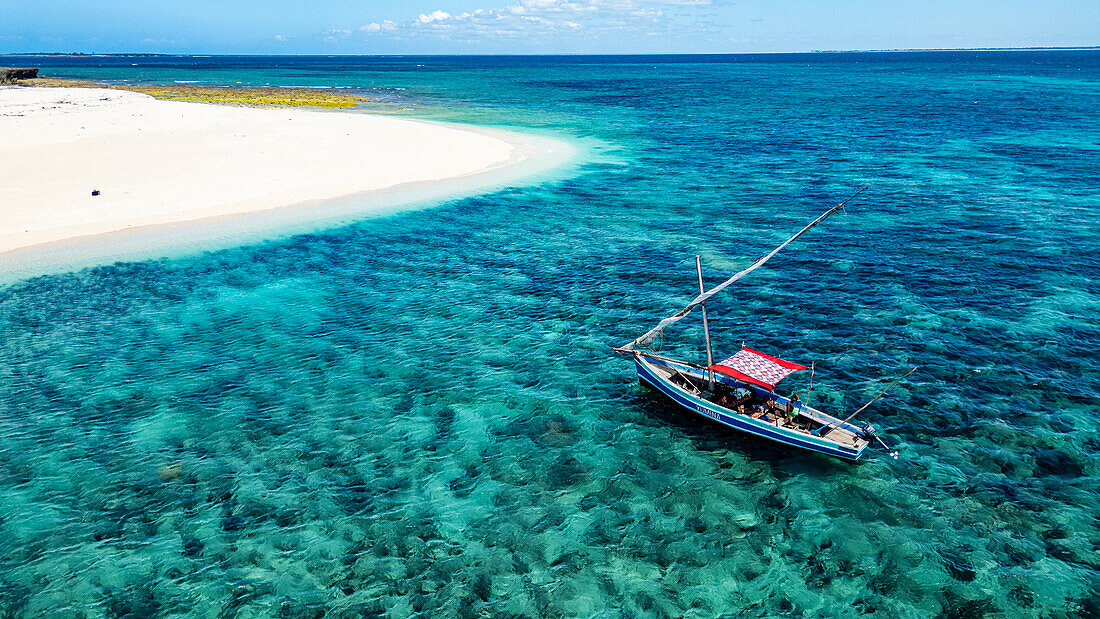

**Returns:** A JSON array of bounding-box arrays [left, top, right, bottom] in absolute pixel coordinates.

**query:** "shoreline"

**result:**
[[0, 87, 576, 280], [1, 128, 576, 284]]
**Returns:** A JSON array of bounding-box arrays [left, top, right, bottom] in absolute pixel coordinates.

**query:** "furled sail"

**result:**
[[620, 188, 864, 352]]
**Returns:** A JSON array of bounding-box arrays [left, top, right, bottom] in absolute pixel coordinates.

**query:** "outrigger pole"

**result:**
[[816, 366, 919, 437], [695, 256, 714, 390]]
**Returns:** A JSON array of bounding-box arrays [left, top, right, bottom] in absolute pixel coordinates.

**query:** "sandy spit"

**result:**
[[0, 87, 533, 254]]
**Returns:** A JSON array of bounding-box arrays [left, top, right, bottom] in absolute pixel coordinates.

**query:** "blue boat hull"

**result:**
[[633, 353, 867, 461]]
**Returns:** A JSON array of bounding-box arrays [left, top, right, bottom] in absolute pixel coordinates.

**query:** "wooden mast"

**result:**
[[804, 361, 816, 409], [695, 256, 714, 390]]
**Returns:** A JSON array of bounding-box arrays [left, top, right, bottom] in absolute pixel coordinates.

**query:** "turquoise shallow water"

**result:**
[[0, 53, 1098, 616]]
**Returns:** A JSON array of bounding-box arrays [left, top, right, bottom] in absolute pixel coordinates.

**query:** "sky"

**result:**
[[3, 0, 1098, 55]]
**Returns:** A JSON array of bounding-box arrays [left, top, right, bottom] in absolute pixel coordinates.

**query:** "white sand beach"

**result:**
[[0, 87, 546, 255]]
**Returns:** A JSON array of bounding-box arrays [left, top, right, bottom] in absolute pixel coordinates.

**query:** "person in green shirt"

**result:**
[[784, 393, 801, 425]]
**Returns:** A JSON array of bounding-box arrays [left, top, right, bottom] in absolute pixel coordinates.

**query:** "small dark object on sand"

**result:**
[[92, 189, 100, 196]]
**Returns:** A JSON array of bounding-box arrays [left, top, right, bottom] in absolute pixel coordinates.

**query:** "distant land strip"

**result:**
[[810, 46, 1100, 53], [7, 73, 369, 109], [1, 46, 1098, 58]]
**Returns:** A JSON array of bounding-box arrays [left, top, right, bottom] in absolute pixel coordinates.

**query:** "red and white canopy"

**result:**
[[709, 347, 807, 390]]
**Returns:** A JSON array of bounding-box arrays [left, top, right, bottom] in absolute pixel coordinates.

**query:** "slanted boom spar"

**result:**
[[619, 187, 865, 352]]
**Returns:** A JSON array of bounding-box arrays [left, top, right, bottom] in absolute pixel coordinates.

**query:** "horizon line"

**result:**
[[3, 46, 1099, 58]]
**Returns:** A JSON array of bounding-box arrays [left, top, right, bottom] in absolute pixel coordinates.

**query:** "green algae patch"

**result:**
[[21, 76, 100, 88], [118, 85, 370, 108], [20, 77, 369, 109]]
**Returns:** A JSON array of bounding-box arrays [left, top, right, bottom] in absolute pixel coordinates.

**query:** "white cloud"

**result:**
[[140, 37, 188, 47], [418, 10, 453, 23], [321, 28, 353, 43], [347, 0, 716, 43], [359, 20, 397, 33]]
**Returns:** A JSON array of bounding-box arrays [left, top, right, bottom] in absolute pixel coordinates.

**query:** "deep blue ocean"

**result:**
[[1, 53, 1097, 617]]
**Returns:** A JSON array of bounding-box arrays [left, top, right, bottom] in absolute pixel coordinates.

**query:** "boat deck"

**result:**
[[648, 361, 868, 451]]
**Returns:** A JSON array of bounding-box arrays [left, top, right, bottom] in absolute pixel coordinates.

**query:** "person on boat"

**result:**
[[771, 395, 797, 429], [765, 398, 780, 416], [785, 394, 801, 420], [734, 387, 752, 404]]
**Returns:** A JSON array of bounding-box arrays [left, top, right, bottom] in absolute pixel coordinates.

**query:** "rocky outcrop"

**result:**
[[0, 67, 39, 84]]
